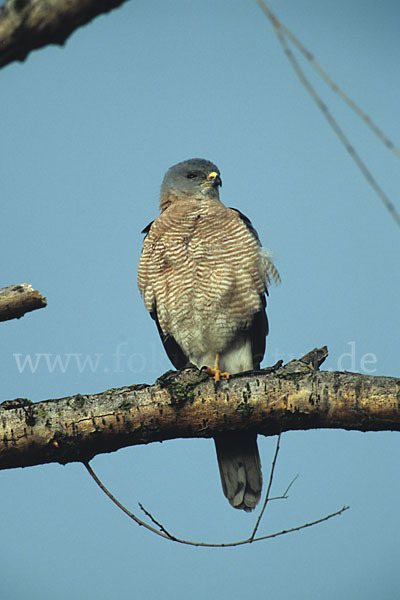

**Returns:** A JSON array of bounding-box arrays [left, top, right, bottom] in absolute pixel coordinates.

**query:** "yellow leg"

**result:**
[[205, 353, 231, 382]]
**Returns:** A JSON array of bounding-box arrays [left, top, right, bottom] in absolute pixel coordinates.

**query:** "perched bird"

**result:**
[[138, 158, 279, 511]]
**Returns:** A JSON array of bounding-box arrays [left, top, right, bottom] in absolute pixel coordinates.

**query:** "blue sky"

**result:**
[[1, 1, 400, 598]]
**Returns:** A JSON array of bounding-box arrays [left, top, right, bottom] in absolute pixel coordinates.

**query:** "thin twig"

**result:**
[[83, 461, 175, 541], [255, 0, 400, 160], [243, 505, 349, 544], [267, 474, 299, 501], [249, 433, 281, 541], [83, 458, 349, 548], [255, 0, 400, 228], [138, 502, 178, 540], [280, 473, 299, 498]]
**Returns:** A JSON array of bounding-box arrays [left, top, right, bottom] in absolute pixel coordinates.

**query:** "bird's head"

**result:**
[[160, 158, 222, 211]]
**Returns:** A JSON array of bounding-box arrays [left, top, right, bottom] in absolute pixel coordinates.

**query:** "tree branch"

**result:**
[[0, 283, 47, 322], [0, 0, 129, 69], [1, 347, 399, 471]]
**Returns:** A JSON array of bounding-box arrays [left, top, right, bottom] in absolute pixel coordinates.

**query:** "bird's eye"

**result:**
[[186, 172, 198, 179]]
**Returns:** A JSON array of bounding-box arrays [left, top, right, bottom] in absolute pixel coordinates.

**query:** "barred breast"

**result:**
[[137, 197, 272, 370]]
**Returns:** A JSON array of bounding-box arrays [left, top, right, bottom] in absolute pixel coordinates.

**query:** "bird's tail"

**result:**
[[214, 433, 262, 512]]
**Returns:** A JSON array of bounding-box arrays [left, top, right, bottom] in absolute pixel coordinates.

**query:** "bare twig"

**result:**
[[138, 503, 178, 541], [83, 455, 349, 548], [255, 0, 400, 160], [255, 0, 400, 228], [249, 433, 281, 541], [0, 283, 47, 322], [83, 460, 174, 541], [277, 474, 299, 499]]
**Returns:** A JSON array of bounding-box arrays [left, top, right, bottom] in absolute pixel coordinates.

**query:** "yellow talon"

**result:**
[[205, 353, 231, 382]]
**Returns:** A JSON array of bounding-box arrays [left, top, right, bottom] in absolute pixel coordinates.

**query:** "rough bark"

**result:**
[[1, 348, 399, 470], [0, 283, 47, 322], [0, 0, 129, 69]]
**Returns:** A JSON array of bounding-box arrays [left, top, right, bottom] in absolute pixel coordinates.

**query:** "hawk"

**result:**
[[138, 158, 279, 511]]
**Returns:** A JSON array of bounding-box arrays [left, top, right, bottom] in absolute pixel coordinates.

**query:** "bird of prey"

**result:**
[[137, 158, 279, 511]]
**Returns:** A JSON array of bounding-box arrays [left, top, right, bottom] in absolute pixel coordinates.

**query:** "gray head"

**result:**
[[160, 158, 222, 211]]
